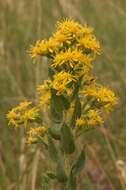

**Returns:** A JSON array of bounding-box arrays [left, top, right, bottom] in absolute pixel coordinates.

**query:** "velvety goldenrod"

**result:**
[[7, 18, 117, 189]]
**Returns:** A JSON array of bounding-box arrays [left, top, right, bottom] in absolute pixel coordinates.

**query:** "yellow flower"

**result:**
[[78, 34, 101, 54], [37, 80, 51, 94], [39, 92, 51, 108], [96, 87, 117, 108], [28, 126, 47, 136], [76, 117, 85, 127], [81, 26, 93, 34], [53, 31, 71, 44], [82, 85, 97, 97], [51, 49, 85, 68], [22, 107, 38, 126], [7, 101, 32, 127], [7, 109, 20, 127], [29, 38, 58, 58], [73, 57, 92, 78], [27, 126, 47, 144], [83, 85, 117, 110], [56, 18, 82, 36], [15, 101, 32, 111], [37, 80, 51, 108], [51, 71, 76, 95], [87, 109, 103, 126]]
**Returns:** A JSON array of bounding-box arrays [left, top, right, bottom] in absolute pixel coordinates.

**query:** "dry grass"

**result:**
[[0, 0, 126, 189]]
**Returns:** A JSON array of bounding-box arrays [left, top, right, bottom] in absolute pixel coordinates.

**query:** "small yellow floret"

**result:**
[[29, 38, 58, 58], [27, 126, 47, 144], [78, 35, 101, 54], [81, 26, 94, 34], [53, 31, 71, 44], [76, 117, 85, 127], [83, 85, 117, 110], [39, 92, 51, 107], [52, 49, 85, 68], [7, 101, 32, 127], [7, 109, 19, 127], [23, 107, 38, 126], [15, 101, 32, 111], [87, 109, 103, 126], [37, 80, 51, 94], [56, 18, 82, 36], [51, 71, 76, 95]]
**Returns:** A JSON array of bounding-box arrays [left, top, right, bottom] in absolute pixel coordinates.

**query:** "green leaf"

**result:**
[[48, 134, 58, 162], [60, 123, 75, 154], [72, 149, 85, 175], [50, 90, 64, 123], [49, 122, 62, 140], [56, 161, 67, 183], [48, 67, 55, 79], [50, 90, 70, 123], [46, 171, 56, 179], [60, 95, 70, 110], [66, 171, 76, 190], [71, 96, 81, 128]]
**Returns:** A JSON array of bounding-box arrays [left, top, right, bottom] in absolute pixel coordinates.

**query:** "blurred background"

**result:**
[[0, 0, 126, 189]]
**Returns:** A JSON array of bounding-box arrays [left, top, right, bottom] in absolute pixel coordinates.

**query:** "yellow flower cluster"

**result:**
[[87, 109, 103, 126], [30, 18, 99, 60], [30, 39, 58, 58], [7, 101, 38, 127], [37, 80, 51, 108], [75, 109, 103, 128], [56, 18, 93, 36], [27, 126, 47, 144], [52, 48, 92, 68], [51, 71, 76, 95], [7, 18, 117, 142], [78, 35, 101, 54], [82, 85, 117, 111]]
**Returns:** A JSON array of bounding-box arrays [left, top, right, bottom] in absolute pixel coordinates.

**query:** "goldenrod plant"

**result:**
[[7, 18, 117, 189]]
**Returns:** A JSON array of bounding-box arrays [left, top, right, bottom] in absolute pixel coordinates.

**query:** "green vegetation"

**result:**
[[0, 0, 126, 189]]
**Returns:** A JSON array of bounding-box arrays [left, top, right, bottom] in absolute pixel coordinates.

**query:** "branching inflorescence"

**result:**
[[7, 18, 117, 189]]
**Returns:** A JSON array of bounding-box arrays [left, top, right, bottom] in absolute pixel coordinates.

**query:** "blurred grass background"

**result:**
[[0, 0, 126, 189]]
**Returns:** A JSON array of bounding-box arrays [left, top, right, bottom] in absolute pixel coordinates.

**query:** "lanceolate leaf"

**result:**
[[48, 134, 58, 162], [60, 123, 75, 154], [66, 171, 76, 190], [46, 171, 57, 179], [50, 90, 70, 123], [72, 149, 85, 175], [60, 95, 70, 110], [49, 122, 62, 140], [56, 161, 67, 183], [50, 90, 63, 123], [71, 96, 81, 128]]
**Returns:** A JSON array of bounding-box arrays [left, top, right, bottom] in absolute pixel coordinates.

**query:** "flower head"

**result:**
[[51, 49, 87, 68], [76, 117, 85, 127], [56, 18, 82, 36], [7, 109, 20, 127], [51, 71, 76, 95], [52, 31, 72, 45], [82, 85, 117, 111], [7, 18, 118, 145], [22, 107, 38, 126], [7, 102, 38, 128], [27, 126, 47, 144], [29, 38, 58, 58], [78, 35, 101, 54], [87, 109, 103, 127]]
